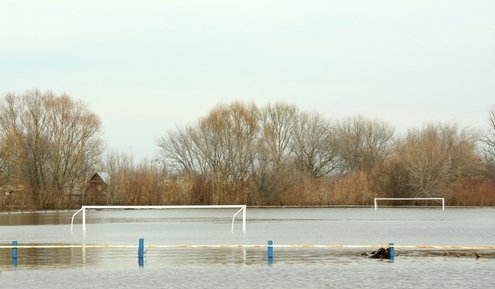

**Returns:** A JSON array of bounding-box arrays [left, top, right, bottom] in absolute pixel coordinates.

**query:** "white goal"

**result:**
[[70, 205, 247, 232], [374, 198, 445, 210]]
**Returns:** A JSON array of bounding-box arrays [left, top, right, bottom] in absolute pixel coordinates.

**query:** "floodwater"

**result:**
[[0, 208, 494, 288]]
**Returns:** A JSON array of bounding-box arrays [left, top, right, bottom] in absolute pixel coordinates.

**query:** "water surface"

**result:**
[[0, 208, 493, 288]]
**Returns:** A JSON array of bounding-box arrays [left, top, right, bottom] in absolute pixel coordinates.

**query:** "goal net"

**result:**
[[374, 198, 445, 210], [70, 205, 247, 232]]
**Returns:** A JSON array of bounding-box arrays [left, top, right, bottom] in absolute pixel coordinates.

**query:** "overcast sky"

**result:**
[[1, 0, 494, 161]]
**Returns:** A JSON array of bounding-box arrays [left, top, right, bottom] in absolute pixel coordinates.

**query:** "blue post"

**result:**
[[138, 238, 144, 267], [268, 240, 274, 261], [12, 240, 18, 267], [12, 240, 18, 259], [389, 242, 395, 262], [138, 238, 144, 258]]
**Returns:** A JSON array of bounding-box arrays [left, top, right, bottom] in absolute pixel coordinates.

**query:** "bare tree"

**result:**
[[482, 106, 495, 160], [336, 115, 395, 173], [103, 151, 133, 204], [197, 102, 258, 179], [0, 92, 50, 206], [0, 149, 11, 192], [159, 102, 302, 205], [251, 103, 298, 204], [259, 103, 297, 165], [481, 106, 495, 180], [0, 90, 103, 209], [159, 125, 203, 174], [393, 122, 481, 197], [44, 94, 103, 199], [159, 102, 259, 204], [292, 112, 339, 178]]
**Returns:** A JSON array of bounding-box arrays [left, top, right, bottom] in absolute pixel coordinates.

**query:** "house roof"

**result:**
[[88, 172, 110, 184]]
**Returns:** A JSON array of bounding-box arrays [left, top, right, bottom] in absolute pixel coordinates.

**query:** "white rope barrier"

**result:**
[[1, 244, 494, 250]]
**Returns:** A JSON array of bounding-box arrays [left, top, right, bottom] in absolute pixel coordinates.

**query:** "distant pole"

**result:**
[[129, 146, 133, 167], [389, 242, 395, 262]]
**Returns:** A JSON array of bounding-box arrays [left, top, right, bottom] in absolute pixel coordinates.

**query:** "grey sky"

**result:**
[[1, 0, 494, 161]]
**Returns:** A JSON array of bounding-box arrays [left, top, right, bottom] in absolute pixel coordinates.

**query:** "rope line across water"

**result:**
[[1, 244, 495, 250]]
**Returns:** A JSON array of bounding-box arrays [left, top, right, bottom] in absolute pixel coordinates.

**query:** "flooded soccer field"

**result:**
[[1, 208, 494, 288]]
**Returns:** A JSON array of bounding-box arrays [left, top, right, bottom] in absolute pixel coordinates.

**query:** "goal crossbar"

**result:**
[[70, 205, 246, 232], [374, 198, 445, 211]]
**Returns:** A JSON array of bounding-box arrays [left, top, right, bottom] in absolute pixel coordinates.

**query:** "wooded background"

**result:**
[[1, 90, 494, 210]]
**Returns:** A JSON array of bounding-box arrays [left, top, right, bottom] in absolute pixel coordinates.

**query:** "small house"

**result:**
[[84, 172, 109, 205]]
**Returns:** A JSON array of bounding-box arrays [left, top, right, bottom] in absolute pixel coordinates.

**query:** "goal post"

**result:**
[[70, 205, 247, 232], [374, 198, 445, 211]]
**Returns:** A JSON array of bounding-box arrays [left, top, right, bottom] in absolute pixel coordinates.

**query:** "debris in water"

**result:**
[[371, 247, 390, 259]]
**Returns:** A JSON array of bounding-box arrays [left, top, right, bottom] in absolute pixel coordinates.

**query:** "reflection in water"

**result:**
[[1, 256, 494, 289], [0, 246, 362, 269], [0, 247, 89, 269], [82, 245, 86, 266], [2, 246, 490, 270], [0, 211, 73, 225]]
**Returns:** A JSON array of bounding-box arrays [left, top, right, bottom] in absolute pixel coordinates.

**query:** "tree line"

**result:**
[[158, 102, 493, 206], [0, 90, 102, 209], [1, 90, 494, 210]]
